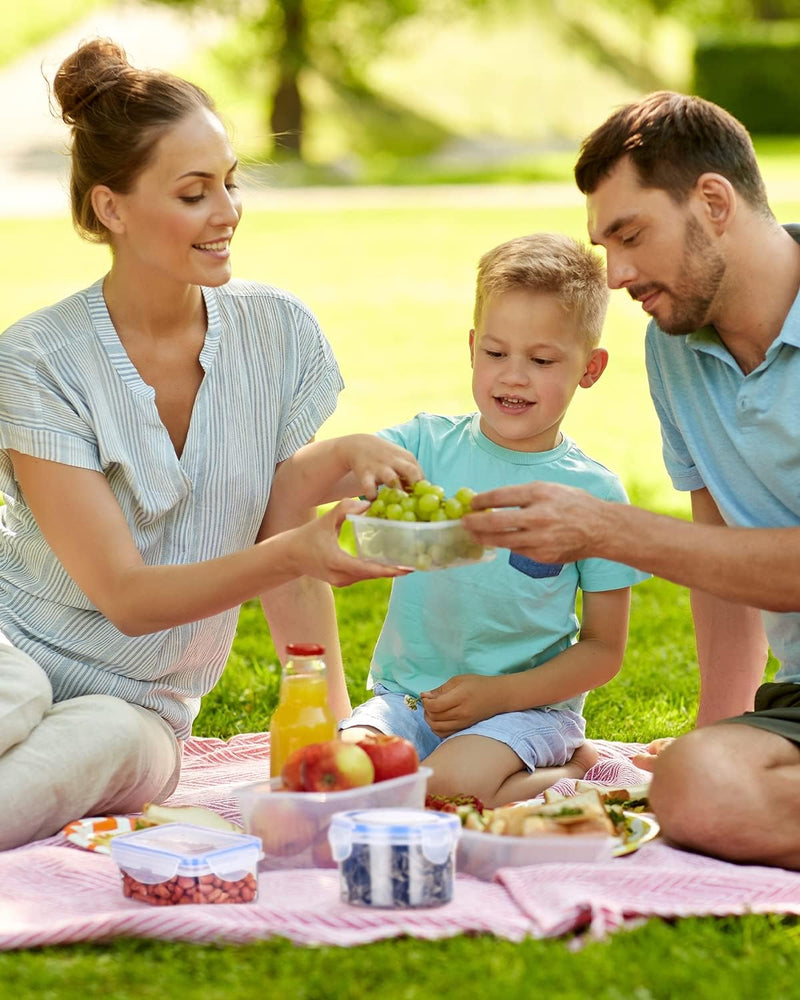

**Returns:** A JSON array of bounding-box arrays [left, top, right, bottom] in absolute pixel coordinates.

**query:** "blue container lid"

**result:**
[[110, 822, 262, 883], [329, 808, 461, 865]]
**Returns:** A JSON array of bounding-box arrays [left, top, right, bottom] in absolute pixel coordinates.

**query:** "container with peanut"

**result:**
[[110, 822, 262, 906]]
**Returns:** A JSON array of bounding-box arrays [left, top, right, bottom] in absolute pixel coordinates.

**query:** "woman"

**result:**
[[0, 39, 419, 850]]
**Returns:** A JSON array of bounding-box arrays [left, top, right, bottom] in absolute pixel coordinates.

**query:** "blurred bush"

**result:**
[[694, 20, 800, 133]]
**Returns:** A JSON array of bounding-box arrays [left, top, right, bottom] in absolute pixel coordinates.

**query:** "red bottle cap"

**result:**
[[285, 643, 325, 657]]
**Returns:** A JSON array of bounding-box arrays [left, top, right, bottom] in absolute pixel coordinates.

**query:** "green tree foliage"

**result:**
[[623, 0, 800, 24], [151, 0, 488, 159]]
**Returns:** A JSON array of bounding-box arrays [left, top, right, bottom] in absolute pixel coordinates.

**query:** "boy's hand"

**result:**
[[343, 434, 423, 500], [421, 674, 498, 736]]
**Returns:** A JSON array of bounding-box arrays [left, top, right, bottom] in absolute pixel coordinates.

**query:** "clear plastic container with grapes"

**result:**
[[347, 481, 496, 571]]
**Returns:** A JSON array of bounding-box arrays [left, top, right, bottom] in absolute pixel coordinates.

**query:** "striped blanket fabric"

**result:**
[[2, 734, 799, 950]]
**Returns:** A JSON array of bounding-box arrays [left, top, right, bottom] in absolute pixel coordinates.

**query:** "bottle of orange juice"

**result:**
[[269, 643, 337, 779]]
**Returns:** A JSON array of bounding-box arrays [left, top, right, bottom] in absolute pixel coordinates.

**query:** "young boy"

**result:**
[[337, 233, 650, 806]]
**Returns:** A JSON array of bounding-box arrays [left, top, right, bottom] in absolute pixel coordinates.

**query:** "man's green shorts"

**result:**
[[725, 681, 800, 746]]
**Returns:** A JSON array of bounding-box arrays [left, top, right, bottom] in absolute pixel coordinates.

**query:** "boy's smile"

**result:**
[[470, 288, 606, 453]]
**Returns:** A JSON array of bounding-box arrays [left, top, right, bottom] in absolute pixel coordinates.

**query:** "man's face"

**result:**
[[587, 157, 726, 334]]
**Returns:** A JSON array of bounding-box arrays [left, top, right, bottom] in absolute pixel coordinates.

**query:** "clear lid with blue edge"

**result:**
[[328, 808, 461, 865], [110, 822, 262, 884]]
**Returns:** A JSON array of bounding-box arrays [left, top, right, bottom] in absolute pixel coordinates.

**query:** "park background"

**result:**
[[2, 0, 800, 996]]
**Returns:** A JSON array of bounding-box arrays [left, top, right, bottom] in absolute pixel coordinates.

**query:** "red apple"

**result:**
[[280, 742, 326, 791], [356, 733, 419, 783], [280, 748, 305, 791], [302, 741, 374, 792]]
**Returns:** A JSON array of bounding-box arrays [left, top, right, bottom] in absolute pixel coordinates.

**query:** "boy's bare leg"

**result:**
[[649, 723, 800, 869], [630, 737, 676, 772], [338, 725, 382, 743], [423, 735, 598, 807]]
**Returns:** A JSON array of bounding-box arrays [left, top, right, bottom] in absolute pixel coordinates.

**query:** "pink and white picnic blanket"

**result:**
[[2, 734, 799, 950]]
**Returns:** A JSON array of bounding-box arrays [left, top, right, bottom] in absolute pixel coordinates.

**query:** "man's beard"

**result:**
[[630, 215, 727, 335]]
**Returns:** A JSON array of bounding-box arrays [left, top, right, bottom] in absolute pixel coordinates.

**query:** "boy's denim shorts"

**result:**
[[338, 683, 586, 772]]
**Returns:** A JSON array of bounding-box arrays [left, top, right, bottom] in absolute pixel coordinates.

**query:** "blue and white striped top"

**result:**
[[0, 277, 344, 737]]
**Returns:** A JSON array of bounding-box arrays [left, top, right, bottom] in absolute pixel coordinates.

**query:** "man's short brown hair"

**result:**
[[574, 91, 772, 217]]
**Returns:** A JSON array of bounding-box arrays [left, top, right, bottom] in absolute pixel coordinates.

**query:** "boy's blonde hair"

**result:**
[[473, 233, 609, 347]]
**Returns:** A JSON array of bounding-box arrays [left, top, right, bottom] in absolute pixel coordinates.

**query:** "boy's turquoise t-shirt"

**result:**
[[370, 412, 649, 714]]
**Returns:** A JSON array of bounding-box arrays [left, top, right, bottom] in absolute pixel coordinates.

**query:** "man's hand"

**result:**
[[463, 482, 610, 564], [421, 674, 499, 737]]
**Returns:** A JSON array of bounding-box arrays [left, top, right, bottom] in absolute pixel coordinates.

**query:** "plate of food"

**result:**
[[427, 785, 659, 881], [613, 811, 660, 858], [559, 780, 658, 856], [62, 803, 242, 853], [63, 815, 154, 854]]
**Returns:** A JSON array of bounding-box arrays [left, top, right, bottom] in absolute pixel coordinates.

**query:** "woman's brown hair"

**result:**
[[52, 38, 217, 243]]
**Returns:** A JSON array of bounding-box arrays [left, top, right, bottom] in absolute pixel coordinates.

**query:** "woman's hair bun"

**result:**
[[52, 38, 130, 125]]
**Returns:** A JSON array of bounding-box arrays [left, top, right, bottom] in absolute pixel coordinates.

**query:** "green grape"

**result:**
[[400, 495, 418, 514], [412, 479, 434, 496], [455, 486, 477, 506], [429, 508, 448, 522], [401, 510, 417, 521], [384, 503, 404, 520], [443, 497, 464, 519], [416, 493, 442, 520], [366, 498, 386, 517], [379, 487, 406, 505]]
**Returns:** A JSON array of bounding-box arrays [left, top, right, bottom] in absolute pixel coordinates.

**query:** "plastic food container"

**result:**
[[456, 826, 619, 881], [236, 767, 432, 871], [109, 822, 262, 905], [328, 808, 461, 908], [347, 513, 495, 571]]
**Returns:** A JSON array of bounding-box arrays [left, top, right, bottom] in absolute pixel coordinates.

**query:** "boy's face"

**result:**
[[470, 288, 606, 453]]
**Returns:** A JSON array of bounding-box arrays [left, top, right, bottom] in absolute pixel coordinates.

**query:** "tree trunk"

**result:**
[[270, 0, 306, 159]]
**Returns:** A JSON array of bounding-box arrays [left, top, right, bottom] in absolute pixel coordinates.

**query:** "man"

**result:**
[[464, 91, 800, 869]]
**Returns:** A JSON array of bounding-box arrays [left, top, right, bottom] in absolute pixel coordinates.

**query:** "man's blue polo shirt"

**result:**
[[645, 226, 800, 683]]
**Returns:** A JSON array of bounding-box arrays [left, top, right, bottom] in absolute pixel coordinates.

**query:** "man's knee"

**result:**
[[650, 725, 753, 851]]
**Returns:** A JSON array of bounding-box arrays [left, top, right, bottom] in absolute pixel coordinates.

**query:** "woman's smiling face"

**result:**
[[106, 106, 242, 287]]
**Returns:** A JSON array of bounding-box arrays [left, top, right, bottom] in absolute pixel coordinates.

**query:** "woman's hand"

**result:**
[[289, 498, 414, 587]]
